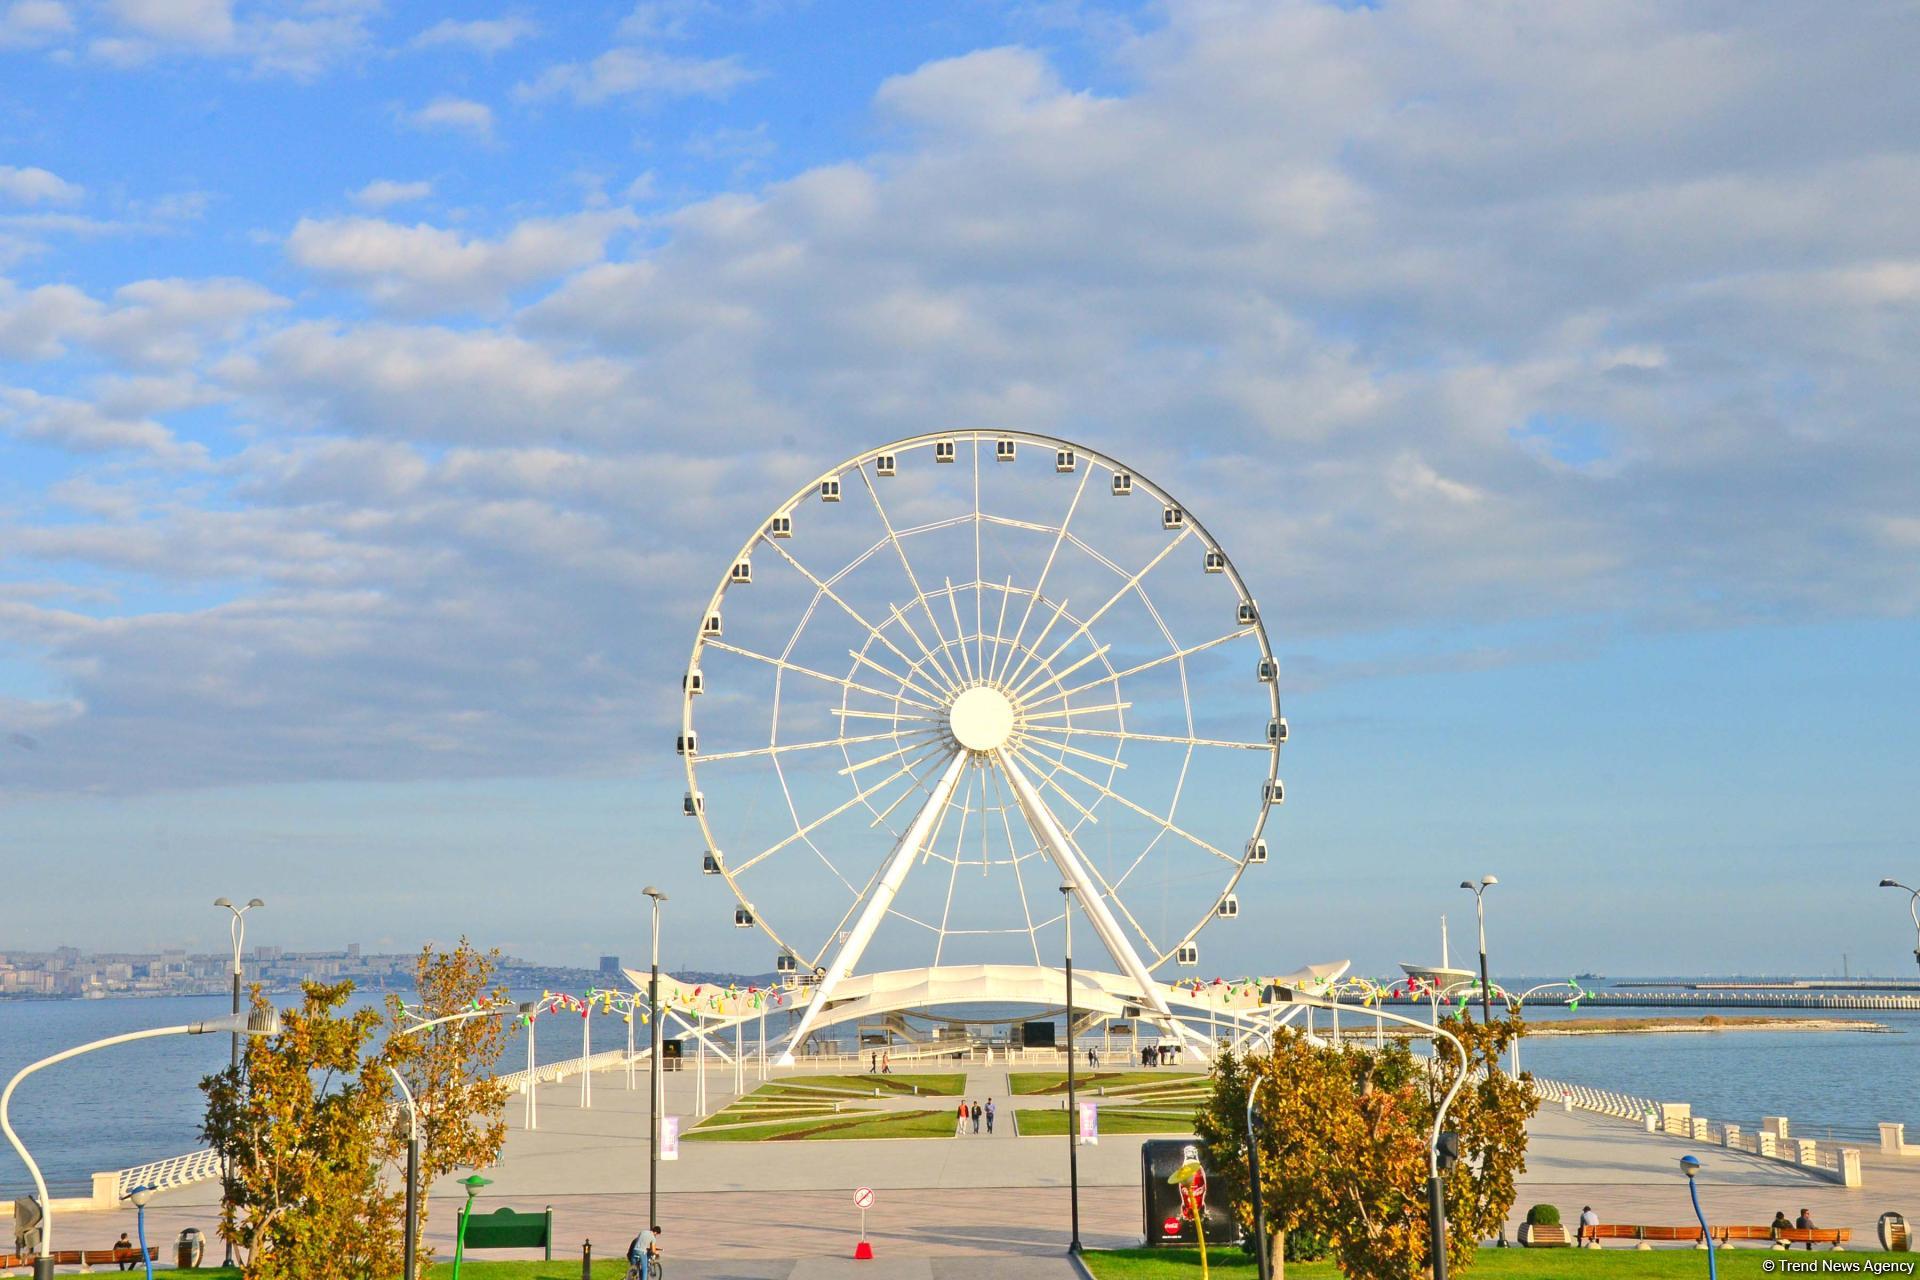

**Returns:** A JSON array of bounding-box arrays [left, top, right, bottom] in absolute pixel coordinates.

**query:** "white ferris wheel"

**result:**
[[678, 431, 1285, 1053]]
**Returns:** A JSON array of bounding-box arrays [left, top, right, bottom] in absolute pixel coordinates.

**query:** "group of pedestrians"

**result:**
[[868, 1050, 891, 1073], [1140, 1043, 1181, 1067], [955, 1097, 995, 1135]]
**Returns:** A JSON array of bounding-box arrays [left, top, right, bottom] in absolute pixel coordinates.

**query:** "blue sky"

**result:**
[[1, 1, 1916, 979]]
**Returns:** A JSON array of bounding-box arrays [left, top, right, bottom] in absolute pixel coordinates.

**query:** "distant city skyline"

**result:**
[[1, 3, 1915, 977]]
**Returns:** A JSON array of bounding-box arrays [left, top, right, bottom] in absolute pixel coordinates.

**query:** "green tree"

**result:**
[[1198, 1012, 1538, 1280], [200, 981, 403, 1280], [383, 939, 514, 1278]]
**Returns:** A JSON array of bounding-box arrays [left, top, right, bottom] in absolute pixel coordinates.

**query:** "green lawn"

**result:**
[[1011, 1070, 1203, 1095], [1015, 1107, 1195, 1136], [1084, 1246, 1913, 1279], [763, 1071, 965, 1095], [683, 1107, 958, 1141]]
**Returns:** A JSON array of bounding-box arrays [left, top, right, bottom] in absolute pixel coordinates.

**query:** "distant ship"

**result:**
[[1575, 972, 1605, 981], [1398, 915, 1475, 986]]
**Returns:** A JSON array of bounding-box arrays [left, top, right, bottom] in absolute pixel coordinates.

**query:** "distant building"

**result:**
[[599, 955, 621, 974]]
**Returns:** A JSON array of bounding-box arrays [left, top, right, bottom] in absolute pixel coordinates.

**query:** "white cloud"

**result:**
[[285, 210, 637, 312], [351, 179, 434, 209], [0, 275, 285, 365], [0, 0, 73, 48], [405, 96, 494, 139], [411, 15, 535, 54], [0, 165, 84, 205], [515, 44, 755, 105], [218, 321, 649, 442], [0, 387, 205, 463], [88, 0, 374, 77]]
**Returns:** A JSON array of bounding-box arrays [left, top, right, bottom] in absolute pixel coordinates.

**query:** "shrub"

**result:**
[[1526, 1204, 1562, 1226]]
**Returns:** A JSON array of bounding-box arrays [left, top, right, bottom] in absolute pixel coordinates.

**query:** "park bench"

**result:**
[[0, 1245, 158, 1267], [461, 1205, 554, 1260], [1578, 1223, 1702, 1247], [1703, 1225, 1850, 1249], [1520, 1224, 1572, 1247]]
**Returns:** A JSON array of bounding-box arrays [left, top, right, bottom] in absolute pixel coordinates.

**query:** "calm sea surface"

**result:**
[[1, 987, 1913, 1195]]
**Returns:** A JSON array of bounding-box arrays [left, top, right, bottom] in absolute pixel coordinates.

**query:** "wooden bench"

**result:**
[[461, 1205, 554, 1260], [1578, 1223, 1702, 1248], [1521, 1223, 1572, 1247], [0, 1246, 158, 1267], [1701, 1225, 1851, 1250]]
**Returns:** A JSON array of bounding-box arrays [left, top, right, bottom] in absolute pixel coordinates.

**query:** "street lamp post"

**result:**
[[1, 1009, 280, 1280], [1680, 1155, 1717, 1280], [644, 886, 668, 1236], [388, 1001, 534, 1280], [123, 1185, 156, 1280], [1458, 877, 1497, 1024], [1246, 1075, 1271, 1280], [1272, 988, 1468, 1280], [1878, 880, 1920, 972], [1061, 883, 1082, 1255], [213, 895, 263, 1269]]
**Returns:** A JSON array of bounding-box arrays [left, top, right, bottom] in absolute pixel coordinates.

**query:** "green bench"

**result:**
[[461, 1205, 554, 1259]]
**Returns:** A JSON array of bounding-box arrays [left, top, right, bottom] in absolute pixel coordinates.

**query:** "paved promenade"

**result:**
[[54, 1060, 1913, 1264]]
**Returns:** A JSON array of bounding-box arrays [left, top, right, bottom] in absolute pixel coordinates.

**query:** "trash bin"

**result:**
[[1880, 1211, 1910, 1252], [176, 1226, 205, 1268]]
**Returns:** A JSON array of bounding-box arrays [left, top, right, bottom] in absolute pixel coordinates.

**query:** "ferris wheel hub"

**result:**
[[949, 684, 1016, 752]]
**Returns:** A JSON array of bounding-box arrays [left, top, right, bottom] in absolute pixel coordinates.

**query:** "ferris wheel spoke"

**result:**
[[1006, 750, 1102, 827], [1015, 746, 1240, 866], [985, 575, 1013, 685], [1024, 724, 1269, 752], [993, 466, 1091, 687], [1011, 643, 1111, 704], [761, 535, 956, 698], [1014, 733, 1125, 773], [986, 766, 1046, 966], [732, 741, 956, 876], [1020, 701, 1130, 722], [1009, 528, 1192, 699], [931, 765, 974, 965], [702, 640, 944, 714], [866, 745, 965, 825], [698, 729, 924, 763], [1022, 629, 1255, 712], [840, 736, 945, 777], [855, 465, 971, 692], [973, 444, 986, 678], [832, 707, 943, 725], [846, 647, 951, 708]]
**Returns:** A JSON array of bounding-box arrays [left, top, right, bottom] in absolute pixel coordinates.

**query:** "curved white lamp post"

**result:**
[[1879, 879, 1920, 972], [211, 896, 262, 1267], [0, 1007, 280, 1280], [1270, 986, 1469, 1280]]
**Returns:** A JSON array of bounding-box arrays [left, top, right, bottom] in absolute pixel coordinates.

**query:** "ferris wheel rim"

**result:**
[[679, 429, 1283, 974]]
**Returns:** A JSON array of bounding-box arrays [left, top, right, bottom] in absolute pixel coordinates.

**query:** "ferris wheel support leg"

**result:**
[[996, 749, 1207, 1055], [776, 750, 970, 1065]]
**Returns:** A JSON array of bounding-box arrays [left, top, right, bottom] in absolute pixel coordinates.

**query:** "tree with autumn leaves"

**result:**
[[200, 940, 513, 1280], [1196, 1011, 1537, 1280]]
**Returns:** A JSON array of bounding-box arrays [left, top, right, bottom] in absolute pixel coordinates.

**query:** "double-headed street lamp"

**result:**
[[213, 896, 264, 1267], [644, 886, 668, 1236], [1878, 880, 1920, 973], [1, 1008, 281, 1280], [1458, 877, 1497, 1024]]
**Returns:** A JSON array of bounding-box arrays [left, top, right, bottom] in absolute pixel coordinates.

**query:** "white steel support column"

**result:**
[[580, 1011, 591, 1109], [778, 750, 969, 1063], [524, 1019, 537, 1132], [996, 748, 1202, 1051]]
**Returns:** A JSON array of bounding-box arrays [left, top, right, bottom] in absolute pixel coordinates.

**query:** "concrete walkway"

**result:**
[[56, 1059, 1909, 1263]]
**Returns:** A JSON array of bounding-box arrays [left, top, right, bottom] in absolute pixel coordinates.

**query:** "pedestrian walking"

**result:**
[[985, 1098, 995, 1134], [956, 1099, 970, 1136], [869, 1051, 877, 1073], [881, 1049, 891, 1074], [971, 1099, 982, 1133]]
